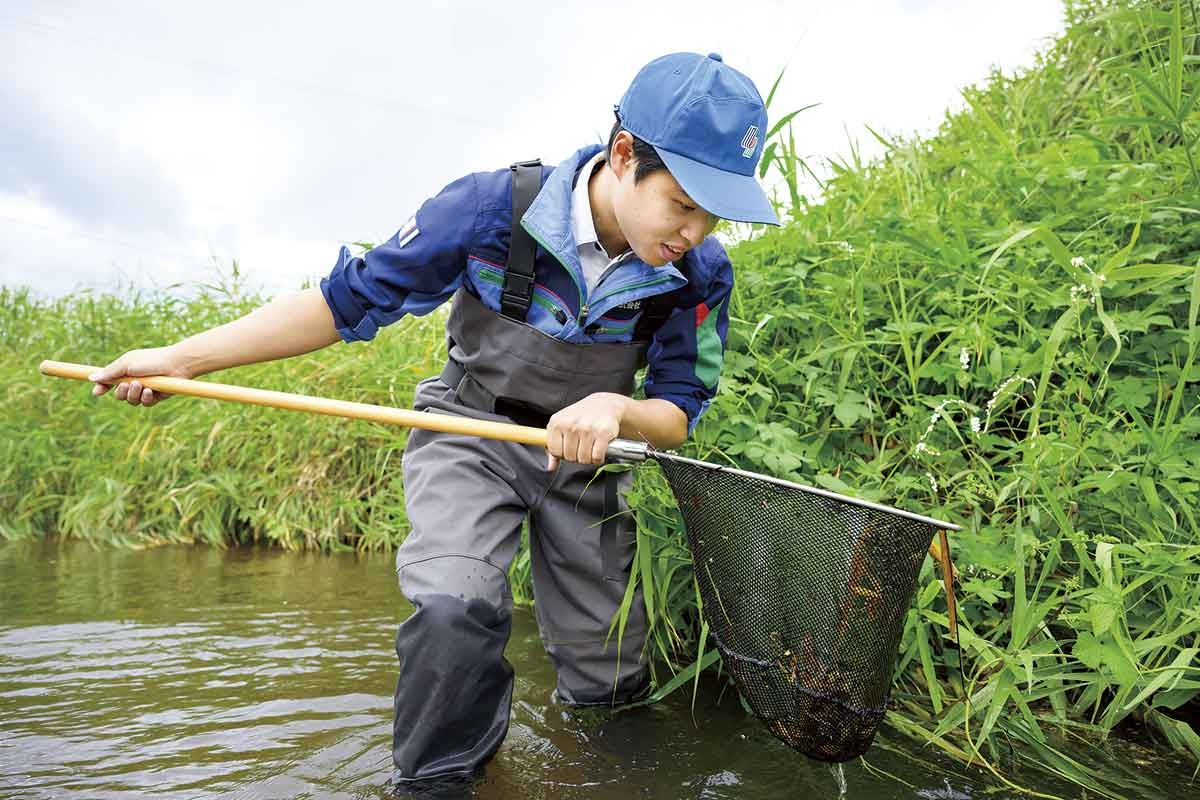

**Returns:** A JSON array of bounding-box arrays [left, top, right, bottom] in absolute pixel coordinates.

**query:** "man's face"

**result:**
[[610, 147, 718, 267]]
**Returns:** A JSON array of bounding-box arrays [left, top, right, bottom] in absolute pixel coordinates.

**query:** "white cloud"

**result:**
[[120, 96, 296, 229], [0, 0, 1063, 299]]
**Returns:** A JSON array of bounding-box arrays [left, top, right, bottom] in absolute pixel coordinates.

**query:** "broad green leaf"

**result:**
[[1074, 631, 1104, 669], [1123, 647, 1199, 712], [833, 391, 869, 426], [1102, 638, 1141, 687], [1090, 599, 1117, 637]]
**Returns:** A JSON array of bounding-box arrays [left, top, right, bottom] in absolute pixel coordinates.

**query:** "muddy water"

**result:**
[[0, 539, 1185, 799]]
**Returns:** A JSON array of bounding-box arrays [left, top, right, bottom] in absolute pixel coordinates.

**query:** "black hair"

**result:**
[[607, 113, 667, 184]]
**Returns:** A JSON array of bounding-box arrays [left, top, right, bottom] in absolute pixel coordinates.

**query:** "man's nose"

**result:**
[[681, 219, 705, 248]]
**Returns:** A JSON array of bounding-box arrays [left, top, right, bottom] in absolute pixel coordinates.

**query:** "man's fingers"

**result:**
[[590, 437, 608, 465], [95, 378, 166, 406], [574, 434, 591, 465], [546, 427, 564, 471], [560, 431, 578, 465], [88, 360, 126, 384], [89, 358, 129, 399]]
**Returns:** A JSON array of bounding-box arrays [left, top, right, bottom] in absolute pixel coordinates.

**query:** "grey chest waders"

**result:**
[[389, 158, 674, 782], [43, 161, 961, 775]]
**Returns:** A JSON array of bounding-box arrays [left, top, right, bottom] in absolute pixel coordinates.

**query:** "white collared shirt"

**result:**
[[570, 150, 639, 294]]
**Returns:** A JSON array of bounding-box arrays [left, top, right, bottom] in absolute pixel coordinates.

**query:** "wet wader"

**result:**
[[391, 161, 667, 782]]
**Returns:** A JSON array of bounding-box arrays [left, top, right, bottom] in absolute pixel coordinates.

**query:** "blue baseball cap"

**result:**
[[616, 52, 780, 226]]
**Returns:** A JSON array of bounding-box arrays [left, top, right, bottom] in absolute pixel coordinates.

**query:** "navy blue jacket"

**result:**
[[320, 144, 734, 432]]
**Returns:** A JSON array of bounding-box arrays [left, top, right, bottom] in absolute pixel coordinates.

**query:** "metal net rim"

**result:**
[[648, 451, 960, 532]]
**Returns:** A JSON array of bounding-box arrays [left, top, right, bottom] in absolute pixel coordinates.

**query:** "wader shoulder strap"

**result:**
[[500, 159, 542, 322]]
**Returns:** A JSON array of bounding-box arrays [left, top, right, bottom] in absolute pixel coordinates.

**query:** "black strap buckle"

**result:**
[[500, 272, 534, 313], [501, 159, 542, 322]]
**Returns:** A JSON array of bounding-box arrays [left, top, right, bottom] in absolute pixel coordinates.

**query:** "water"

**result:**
[[0, 539, 1189, 799]]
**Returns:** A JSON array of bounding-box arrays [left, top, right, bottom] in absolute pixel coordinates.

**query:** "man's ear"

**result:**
[[609, 131, 635, 180]]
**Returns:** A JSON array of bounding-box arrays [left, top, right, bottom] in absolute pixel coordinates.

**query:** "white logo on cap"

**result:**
[[740, 125, 759, 158]]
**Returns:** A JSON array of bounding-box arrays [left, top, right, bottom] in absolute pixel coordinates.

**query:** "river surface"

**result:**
[[0, 539, 1189, 799]]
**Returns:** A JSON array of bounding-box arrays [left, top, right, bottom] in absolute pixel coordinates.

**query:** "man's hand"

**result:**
[[545, 392, 631, 471], [89, 346, 195, 407]]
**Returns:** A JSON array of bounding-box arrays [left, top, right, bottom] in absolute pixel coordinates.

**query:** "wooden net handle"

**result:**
[[39, 359, 556, 448]]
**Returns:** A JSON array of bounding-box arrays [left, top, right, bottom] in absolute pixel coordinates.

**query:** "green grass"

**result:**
[[3, 0, 1199, 796], [1, 270, 445, 551]]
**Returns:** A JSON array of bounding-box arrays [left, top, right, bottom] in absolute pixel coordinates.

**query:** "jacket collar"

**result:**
[[520, 144, 687, 296], [570, 150, 613, 254]]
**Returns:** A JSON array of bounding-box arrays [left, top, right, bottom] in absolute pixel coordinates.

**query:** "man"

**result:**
[[89, 51, 779, 787]]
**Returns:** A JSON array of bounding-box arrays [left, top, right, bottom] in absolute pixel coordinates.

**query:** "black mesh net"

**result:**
[[652, 452, 944, 762]]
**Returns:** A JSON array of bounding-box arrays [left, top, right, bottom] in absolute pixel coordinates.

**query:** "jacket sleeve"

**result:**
[[320, 173, 478, 342], [642, 248, 733, 436]]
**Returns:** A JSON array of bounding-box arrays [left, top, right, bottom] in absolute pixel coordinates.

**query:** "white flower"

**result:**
[[915, 441, 927, 453], [1071, 256, 1087, 268], [971, 416, 981, 433], [959, 347, 971, 371], [984, 374, 1036, 429], [926, 472, 938, 492]]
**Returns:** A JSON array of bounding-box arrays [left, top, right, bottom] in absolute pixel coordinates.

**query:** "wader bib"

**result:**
[[391, 161, 662, 782]]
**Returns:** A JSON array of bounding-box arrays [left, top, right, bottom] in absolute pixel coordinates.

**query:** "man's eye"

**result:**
[[678, 200, 695, 212]]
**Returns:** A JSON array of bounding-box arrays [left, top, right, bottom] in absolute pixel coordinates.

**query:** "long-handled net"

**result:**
[[646, 451, 959, 762], [41, 361, 959, 763]]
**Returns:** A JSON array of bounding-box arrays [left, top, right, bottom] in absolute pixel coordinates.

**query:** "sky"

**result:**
[[0, 1, 1065, 299]]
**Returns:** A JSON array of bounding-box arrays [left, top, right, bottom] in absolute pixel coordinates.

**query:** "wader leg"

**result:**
[[528, 465, 650, 706], [392, 377, 545, 782]]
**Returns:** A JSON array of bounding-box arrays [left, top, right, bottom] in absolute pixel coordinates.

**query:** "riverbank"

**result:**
[[4, 1, 1198, 795]]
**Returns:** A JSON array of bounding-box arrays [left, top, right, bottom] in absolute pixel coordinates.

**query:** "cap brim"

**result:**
[[653, 145, 781, 226]]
